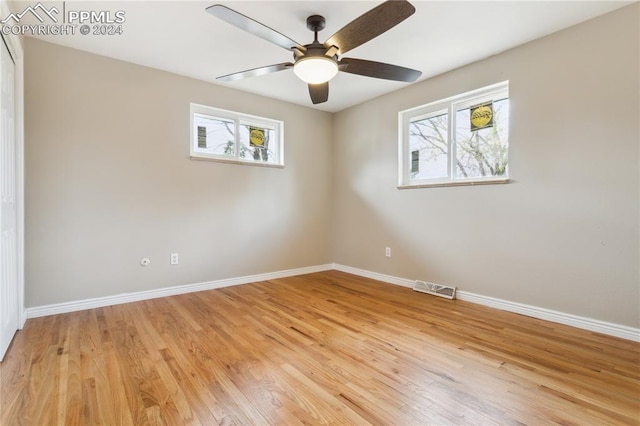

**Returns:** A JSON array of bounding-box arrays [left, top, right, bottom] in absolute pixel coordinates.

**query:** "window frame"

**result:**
[[398, 81, 509, 188], [190, 103, 284, 167]]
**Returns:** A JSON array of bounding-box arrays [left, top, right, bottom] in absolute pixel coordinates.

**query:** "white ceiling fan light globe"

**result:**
[[293, 56, 339, 84]]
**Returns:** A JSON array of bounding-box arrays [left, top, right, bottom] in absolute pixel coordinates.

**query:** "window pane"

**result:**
[[193, 113, 235, 156], [455, 98, 509, 179], [409, 113, 449, 179], [239, 123, 277, 163]]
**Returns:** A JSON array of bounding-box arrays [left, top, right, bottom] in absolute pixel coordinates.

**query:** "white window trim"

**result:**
[[398, 81, 509, 188], [190, 103, 284, 168]]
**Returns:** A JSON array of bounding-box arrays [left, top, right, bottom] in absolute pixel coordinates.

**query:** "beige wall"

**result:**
[[25, 38, 333, 307], [332, 5, 639, 327]]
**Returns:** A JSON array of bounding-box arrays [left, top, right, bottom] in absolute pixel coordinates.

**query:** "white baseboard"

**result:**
[[332, 263, 415, 287], [332, 263, 640, 342], [26, 262, 639, 342], [455, 291, 640, 342], [26, 264, 333, 319]]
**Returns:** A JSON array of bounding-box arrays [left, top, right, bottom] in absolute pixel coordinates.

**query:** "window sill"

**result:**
[[397, 178, 509, 189], [189, 155, 284, 169]]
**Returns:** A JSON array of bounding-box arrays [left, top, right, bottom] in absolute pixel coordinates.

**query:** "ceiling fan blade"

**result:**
[[308, 82, 329, 104], [339, 58, 421, 82], [207, 5, 305, 52], [324, 0, 415, 56], [217, 63, 293, 82]]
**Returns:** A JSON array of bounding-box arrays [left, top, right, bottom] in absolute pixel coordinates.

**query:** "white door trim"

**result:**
[[0, 0, 25, 330]]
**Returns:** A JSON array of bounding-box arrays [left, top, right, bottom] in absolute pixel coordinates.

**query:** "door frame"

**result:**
[[0, 0, 25, 330]]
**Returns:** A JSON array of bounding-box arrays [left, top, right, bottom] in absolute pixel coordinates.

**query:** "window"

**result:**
[[190, 103, 283, 167], [399, 81, 509, 187]]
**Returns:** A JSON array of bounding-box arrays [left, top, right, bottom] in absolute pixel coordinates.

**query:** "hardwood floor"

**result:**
[[1, 270, 639, 425]]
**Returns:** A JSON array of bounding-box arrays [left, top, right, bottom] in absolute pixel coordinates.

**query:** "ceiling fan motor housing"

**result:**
[[296, 43, 335, 61]]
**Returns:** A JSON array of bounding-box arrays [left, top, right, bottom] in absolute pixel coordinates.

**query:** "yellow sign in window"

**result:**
[[470, 102, 494, 131], [249, 127, 266, 147]]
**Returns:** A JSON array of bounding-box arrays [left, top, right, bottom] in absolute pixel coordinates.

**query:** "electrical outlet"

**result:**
[[170, 253, 179, 265], [385, 247, 391, 257]]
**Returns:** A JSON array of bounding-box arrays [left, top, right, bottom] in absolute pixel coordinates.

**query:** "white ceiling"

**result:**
[[14, 0, 632, 112]]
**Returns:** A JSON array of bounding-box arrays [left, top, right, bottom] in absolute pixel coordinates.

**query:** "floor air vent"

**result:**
[[413, 280, 456, 300]]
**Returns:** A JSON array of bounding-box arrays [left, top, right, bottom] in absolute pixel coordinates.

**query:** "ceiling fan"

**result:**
[[206, 0, 422, 105]]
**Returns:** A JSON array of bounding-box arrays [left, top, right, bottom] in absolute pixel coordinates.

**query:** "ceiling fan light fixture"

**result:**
[[208, 2, 421, 104], [293, 56, 339, 84]]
